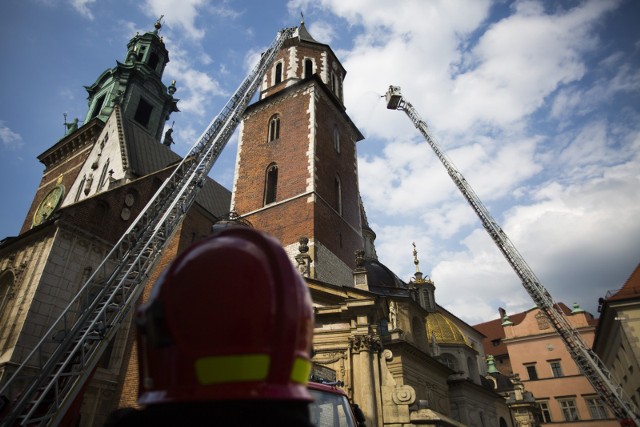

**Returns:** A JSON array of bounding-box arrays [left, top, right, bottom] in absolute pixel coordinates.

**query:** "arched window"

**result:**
[[0, 270, 15, 322], [333, 126, 340, 153], [268, 115, 280, 142], [275, 62, 283, 85], [304, 59, 313, 78], [264, 164, 278, 205], [334, 175, 342, 215]]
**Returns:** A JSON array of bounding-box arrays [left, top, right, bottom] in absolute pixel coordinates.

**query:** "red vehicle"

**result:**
[[308, 381, 366, 427]]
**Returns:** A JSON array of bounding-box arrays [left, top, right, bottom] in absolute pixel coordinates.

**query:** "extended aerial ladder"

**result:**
[[385, 85, 639, 425], [0, 26, 296, 426]]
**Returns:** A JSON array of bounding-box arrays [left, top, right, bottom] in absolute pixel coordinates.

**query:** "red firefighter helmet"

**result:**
[[136, 227, 314, 405]]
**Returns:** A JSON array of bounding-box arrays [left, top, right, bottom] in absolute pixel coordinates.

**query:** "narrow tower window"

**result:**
[[333, 126, 340, 153], [334, 175, 342, 216], [268, 115, 280, 142], [275, 62, 283, 85], [134, 98, 153, 128], [75, 175, 86, 202], [148, 52, 160, 70], [264, 164, 278, 205], [305, 59, 313, 78], [98, 159, 110, 189]]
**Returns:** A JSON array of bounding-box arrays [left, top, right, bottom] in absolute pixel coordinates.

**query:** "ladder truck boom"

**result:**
[[385, 85, 638, 425], [0, 26, 296, 427]]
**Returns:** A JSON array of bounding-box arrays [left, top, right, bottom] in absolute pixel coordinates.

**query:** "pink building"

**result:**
[[476, 304, 619, 425]]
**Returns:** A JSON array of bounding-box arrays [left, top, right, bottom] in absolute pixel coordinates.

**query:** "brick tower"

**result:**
[[231, 21, 364, 285]]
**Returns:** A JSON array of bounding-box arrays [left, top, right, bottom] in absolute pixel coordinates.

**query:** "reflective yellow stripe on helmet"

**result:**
[[195, 354, 270, 384], [291, 357, 311, 384], [195, 354, 311, 385]]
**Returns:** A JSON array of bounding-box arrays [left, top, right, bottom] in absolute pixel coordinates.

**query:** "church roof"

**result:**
[[297, 21, 318, 44], [364, 258, 410, 297], [426, 311, 468, 345], [120, 112, 231, 218]]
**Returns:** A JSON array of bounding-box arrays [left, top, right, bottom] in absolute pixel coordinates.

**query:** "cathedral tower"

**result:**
[[231, 21, 364, 285], [84, 18, 178, 141]]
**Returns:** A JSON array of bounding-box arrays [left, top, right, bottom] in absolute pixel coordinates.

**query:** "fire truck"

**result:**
[[309, 365, 366, 427]]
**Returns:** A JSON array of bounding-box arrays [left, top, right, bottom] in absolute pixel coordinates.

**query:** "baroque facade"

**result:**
[[0, 19, 515, 427]]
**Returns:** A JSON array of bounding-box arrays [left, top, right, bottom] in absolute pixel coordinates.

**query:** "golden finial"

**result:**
[[56, 174, 64, 185]]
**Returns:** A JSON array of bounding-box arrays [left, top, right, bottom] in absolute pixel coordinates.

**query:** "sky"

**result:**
[[1, 0, 639, 325]]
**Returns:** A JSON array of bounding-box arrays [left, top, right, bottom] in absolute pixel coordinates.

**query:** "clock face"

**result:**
[[33, 185, 65, 226]]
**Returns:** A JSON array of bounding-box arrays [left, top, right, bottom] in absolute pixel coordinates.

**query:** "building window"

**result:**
[[0, 270, 15, 321], [90, 94, 106, 119], [586, 397, 608, 419], [275, 62, 283, 85], [537, 401, 552, 423], [559, 398, 579, 421], [550, 360, 564, 377], [491, 338, 501, 347], [98, 159, 110, 189], [264, 164, 278, 205], [525, 364, 538, 380], [304, 58, 313, 78], [268, 115, 280, 142], [333, 126, 340, 153], [148, 52, 159, 70], [134, 98, 153, 128], [334, 175, 342, 215], [75, 175, 86, 202]]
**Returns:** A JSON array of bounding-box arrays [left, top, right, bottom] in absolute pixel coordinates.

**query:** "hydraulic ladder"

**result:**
[[385, 85, 639, 425], [0, 26, 296, 427]]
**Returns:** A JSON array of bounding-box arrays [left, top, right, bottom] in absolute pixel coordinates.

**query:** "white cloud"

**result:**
[[306, 20, 337, 44], [69, 0, 96, 20], [0, 121, 23, 150], [163, 48, 227, 116], [142, 0, 209, 40]]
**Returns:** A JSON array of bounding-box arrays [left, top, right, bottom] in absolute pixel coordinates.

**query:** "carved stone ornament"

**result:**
[[392, 385, 416, 406], [298, 236, 309, 253], [349, 334, 382, 354], [313, 351, 347, 365]]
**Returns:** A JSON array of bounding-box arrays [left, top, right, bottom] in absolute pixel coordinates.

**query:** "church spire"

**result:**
[[410, 242, 436, 312], [83, 17, 179, 142]]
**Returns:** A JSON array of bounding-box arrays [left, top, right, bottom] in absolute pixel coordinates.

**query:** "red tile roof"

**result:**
[[606, 262, 640, 302]]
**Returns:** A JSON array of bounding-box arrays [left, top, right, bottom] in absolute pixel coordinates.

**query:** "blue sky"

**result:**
[[1, 0, 639, 324]]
